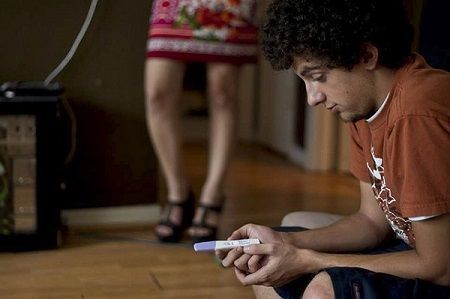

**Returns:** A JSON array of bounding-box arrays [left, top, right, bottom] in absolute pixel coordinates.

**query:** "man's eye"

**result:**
[[311, 74, 325, 82]]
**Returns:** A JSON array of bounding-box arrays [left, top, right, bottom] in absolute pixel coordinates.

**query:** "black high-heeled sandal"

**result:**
[[189, 203, 223, 244], [155, 189, 195, 243]]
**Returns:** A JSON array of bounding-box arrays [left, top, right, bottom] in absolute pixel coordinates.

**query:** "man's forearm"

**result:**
[[293, 214, 450, 286], [284, 212, 392, 253], [303, 248, 449, 286]]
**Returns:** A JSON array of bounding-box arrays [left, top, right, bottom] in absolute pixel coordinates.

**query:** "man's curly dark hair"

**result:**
[[262, 0, 414, 70]]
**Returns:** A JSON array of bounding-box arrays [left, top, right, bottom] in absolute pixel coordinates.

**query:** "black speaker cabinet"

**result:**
[[0, 94, 62, 251]]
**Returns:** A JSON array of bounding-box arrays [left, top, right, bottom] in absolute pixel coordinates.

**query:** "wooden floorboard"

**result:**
[[0, 142, 360, 298]]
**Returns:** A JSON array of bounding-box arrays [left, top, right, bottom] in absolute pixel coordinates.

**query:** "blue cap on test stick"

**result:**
[[194, 241, 216, 252]]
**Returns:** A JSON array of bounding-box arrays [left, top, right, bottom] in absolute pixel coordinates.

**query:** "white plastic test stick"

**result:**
[[193, 238, 260, 252]]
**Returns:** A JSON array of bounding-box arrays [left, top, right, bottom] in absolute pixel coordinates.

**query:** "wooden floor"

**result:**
[[0, 142, 360, 299]]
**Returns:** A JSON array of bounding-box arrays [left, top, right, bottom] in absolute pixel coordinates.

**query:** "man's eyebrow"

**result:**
[[300, 65, 325, 76]]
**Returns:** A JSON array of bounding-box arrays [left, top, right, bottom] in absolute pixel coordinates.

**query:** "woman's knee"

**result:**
[[207, 64, 239, 110], [144, 59, 184, 115], [208, 85, 236, 110], [145, 87, 177, 116]]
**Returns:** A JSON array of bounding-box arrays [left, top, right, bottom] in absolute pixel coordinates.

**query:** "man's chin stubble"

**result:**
[[339, 112, 365, 123]]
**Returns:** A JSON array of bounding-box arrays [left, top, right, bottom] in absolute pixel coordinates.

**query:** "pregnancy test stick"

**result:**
[[194, 238, 260, 252]]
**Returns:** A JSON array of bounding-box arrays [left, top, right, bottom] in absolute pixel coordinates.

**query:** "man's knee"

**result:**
[[303, 272, 335, 299], [281, 211, 343, 229], [253, 285, 282, 299]]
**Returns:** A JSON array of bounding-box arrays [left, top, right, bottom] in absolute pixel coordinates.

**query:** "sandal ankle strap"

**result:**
[[167, 189, 195, 208], [198, 203, 223, 213]]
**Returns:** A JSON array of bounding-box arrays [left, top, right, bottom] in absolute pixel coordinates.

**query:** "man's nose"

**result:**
[[306, 87, 326, 106]]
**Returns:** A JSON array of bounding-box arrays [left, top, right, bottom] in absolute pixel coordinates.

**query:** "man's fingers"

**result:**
[[228, 228, 249, 240], [248, 254, 263, 273], [228, 223, 258, 241], [215, 249, 227, 260], [238, 268, 267, 286], [221, 246, 244, 267], [243, 244, 273, 255], [234, 266, 264, 286], [234, 267, 248, 285], [233, 253, 252, 272]]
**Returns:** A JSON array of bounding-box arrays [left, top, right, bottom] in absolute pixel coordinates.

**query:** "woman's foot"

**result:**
[[155, 189, 195, 243], [188, 194, 225, 243]]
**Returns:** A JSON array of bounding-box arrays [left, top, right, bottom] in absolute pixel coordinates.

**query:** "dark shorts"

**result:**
[[272, 227, 450, 299]]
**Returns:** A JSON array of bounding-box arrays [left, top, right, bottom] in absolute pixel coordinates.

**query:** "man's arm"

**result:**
[[221, 181, 392, 278], [219, 181, 387, 264], [239, 213, 449, 287], [284, 181, 393, 252], [300, 213, 450, 285]]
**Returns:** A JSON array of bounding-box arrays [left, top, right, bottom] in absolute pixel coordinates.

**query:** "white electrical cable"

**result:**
[[44, 0, 99, 85]]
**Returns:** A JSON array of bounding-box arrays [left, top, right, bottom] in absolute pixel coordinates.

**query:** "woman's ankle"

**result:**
[[198, 188, 226, 206]]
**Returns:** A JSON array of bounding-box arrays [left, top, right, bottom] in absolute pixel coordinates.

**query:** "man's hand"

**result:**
[[233, 243, 314, 287], [217, 224, 287, 273], [217, 223, 307, 287]]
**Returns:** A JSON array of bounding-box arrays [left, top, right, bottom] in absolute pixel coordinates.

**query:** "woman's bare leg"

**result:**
[[189, 62, 240, 238], [144, 58, 188, 237]]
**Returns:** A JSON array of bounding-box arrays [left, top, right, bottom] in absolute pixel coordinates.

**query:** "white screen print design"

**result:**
[[367, 146, 413, 245]]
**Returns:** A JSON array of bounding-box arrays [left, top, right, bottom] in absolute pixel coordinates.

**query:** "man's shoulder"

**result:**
[[399, 65, 450, 97], [390, 63, 450, 121]]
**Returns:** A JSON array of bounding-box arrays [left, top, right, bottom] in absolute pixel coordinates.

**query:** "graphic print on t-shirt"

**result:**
[[366, 146, 415, 245]]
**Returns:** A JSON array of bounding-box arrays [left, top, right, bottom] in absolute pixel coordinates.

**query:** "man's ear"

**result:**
[[361, 43, 379, 70]]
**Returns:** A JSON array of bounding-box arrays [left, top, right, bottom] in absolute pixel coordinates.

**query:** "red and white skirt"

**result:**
[[147, 0, 259, 64]]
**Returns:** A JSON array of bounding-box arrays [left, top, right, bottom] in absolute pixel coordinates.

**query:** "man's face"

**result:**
[[293, 57, 378, 122]]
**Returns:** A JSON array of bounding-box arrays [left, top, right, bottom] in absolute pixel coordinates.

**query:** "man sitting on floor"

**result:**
[[217, 0, 450, 298]]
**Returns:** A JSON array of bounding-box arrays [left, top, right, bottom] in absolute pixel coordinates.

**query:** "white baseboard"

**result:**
[[61, 204, 160, 227]]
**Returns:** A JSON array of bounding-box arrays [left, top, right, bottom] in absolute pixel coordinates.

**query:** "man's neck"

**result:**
[[373, 67, 397, 109]]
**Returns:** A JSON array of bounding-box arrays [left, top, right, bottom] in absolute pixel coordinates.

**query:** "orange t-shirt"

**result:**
[[349, 54, 450, 247]]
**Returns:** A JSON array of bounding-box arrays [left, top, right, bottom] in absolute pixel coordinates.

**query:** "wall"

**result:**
[[257, 64, 339, 171], [0, 0, 159, 209]]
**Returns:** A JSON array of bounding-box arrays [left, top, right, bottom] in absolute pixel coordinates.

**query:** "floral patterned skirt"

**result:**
[[147, 0, 259, 64]]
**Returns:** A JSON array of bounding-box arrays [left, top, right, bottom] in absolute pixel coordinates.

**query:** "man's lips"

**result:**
[[326, 104, 337, 112]]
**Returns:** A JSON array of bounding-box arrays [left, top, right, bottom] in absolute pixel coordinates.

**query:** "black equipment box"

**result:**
[[0, 83, 63, 251]]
